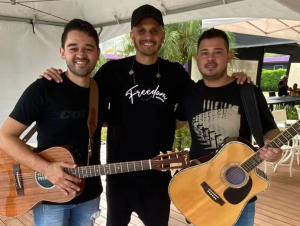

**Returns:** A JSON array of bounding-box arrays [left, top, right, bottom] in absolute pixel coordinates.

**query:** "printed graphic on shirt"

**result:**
[[192, 100, 240, 151], [125, 85, 168, 104]]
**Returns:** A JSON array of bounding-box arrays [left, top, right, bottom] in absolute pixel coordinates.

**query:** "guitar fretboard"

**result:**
[[64, 160, 152, 178], [241, 120, 300, 173]]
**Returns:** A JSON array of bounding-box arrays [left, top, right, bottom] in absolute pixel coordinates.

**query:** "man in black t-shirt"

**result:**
[[39, 5, 190, 226], [0, 19, 102, 226], [40, 6, 251, 226], [92, 5, 191, 226], [176, 28, 283, 226], [278, 75, 289, 96]]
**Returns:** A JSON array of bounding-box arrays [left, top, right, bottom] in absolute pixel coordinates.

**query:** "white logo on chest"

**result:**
[[125, 85, 168, 104]]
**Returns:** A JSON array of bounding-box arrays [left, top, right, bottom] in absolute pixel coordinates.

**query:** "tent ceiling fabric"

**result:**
[[232, 32, 296, 49], [1, 0, 300, 42], [202, 18, 300, 42]]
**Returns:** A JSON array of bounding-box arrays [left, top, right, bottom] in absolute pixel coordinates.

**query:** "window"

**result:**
[[274, 65, 283, 70]]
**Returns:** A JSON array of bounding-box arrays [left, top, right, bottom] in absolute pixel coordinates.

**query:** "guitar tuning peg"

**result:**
[[167, 151, 173, 154], [159, 151, 164, 156]]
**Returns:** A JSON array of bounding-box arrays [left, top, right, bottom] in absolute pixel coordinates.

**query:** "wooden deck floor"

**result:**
[[1, 144, 299, 226]]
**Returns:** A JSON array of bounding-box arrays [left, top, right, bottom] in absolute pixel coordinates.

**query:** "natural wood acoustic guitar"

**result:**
[[0, 147, 190, 217], [169, 120, 300, 226]]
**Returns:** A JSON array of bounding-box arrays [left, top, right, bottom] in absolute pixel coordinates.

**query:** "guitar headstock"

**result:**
[[151, 150, 190, 172]]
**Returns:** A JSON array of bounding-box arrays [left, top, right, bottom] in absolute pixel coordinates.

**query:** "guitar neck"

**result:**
[[241, 120, 300, 173], [64, 160, 153, 178]]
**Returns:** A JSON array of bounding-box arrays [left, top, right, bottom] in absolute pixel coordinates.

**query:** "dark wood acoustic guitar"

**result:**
[[0, 147, 190, 217], [169, 120, 300, 226]]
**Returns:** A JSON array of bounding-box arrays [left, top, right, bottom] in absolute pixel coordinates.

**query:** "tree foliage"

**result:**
[[118, 21, 236, 65], [118, 20, 202, 65], [159, 21, 201, 64], [92, 54, 107, 76], [173, 124, 191, 151], [260, 68, 287, 91]]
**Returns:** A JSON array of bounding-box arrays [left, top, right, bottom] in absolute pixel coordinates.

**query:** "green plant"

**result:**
[[173, 124, 191, 151], [286, 106, 298, 120], [260, 68, 287, 91], [118, 22, 236, 65], [92, 54, 107, 77], [118, 21, 202, 65], [101, 127, 107, 141]]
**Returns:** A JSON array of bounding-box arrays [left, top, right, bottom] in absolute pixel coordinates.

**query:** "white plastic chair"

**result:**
[[291, 135, 300, 165], [272, 109, 287, 125], [296, 108, 300, 119]]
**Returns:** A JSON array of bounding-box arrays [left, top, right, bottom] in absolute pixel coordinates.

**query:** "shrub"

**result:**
[[260, 68, 287, 91]]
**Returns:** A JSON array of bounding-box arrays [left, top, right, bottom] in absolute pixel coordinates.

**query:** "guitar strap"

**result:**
[[87, 78, 99, 166], [21, 77, 99, 165], [238, 82, 264, 148], [21, 124, 37, 143]]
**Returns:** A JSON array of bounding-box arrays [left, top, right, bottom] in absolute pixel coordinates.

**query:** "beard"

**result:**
[[200, 65, 228, 80], [66, 59, 95, 78], [133, 37, 161, 56]]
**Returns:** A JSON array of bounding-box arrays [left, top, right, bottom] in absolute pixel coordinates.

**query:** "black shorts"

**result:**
[[106, 181, 171, 226]]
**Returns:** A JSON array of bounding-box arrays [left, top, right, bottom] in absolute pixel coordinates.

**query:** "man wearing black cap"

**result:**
[[96, 4, 191, 226], [40, 4, 250, 226]]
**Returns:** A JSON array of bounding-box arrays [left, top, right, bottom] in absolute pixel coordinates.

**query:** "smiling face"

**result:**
[[60, 30, 100, 78], [130, 17, 165, 59], [195, 37, 232, 81]]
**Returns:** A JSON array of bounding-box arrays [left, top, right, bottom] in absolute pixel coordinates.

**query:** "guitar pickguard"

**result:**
[[223, 177, 253, 204]]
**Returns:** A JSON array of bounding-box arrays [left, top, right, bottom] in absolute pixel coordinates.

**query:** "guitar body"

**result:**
[[0, 147, 84, 217], [169, 138, 269, 226]]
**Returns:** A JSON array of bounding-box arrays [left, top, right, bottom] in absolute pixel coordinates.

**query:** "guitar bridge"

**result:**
[[201, 182, 224, 206], [13, 164, 24, 196]]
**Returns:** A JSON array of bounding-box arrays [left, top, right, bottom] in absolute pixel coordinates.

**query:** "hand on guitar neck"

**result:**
[[259, 138, 283, 163]]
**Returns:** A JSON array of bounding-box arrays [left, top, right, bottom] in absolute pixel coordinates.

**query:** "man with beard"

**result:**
[[0, 19, 102, 226], [176, 28, 283, 226], [40, 5, 250, 226]]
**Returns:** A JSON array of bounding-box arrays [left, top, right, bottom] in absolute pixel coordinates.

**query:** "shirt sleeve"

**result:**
[[9, 79, 47, 126], [174, 63, 192, 121], [175, 101, 187, 121], [254, 85, 278, 135]]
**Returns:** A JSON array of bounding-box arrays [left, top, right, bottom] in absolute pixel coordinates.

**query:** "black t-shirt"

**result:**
[[278, 81, 288, 96], [9, 74, 102, 204], [94, 56, 191, 186], [176, 80, 277, 203], [177, 79, 277, 160]]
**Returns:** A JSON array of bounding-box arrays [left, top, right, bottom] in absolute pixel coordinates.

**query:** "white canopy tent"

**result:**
[[1, 0, 300, 142], [202, 17, 300, 42]]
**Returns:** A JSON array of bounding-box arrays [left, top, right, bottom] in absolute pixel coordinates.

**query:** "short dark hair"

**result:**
[[197, 28, 229, 51], [61, 19, 99, 48]]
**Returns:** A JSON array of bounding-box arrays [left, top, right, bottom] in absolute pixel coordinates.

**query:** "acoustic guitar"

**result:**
[[169, 120, 300, 226], [0, 147, 190, 217]]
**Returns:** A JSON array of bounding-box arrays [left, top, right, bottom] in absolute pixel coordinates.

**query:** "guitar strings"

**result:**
[[217, 122, 300, 188], [10, 159, 182, 181]]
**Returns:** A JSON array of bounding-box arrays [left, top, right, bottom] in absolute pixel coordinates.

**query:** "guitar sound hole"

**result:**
[[225, 166, 246, 186], [35, 172, 54, 189]]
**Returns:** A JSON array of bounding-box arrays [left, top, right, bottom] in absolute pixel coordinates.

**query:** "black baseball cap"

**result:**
[[131, 4, 164, 29]]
